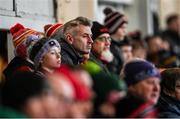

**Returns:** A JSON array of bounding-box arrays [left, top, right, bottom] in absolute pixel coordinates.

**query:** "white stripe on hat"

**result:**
[[45, 25, 54, 37], [105, 13, 122, 26], [13, 29, 32, 42], [105, 12, 115, 20], [109, 17, 124, 33], [45, 24, 62, 37], [49, 25, 61, 37]]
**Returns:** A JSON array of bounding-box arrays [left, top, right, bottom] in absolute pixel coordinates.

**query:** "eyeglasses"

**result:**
[[96, 36, 111, 42]]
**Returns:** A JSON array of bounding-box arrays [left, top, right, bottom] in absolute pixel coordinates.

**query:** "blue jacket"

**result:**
[[3, 56, 34, 80], [157, 92, 180, 117]]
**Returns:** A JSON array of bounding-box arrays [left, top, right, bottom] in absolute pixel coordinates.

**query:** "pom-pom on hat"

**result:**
[[10, 23, 38, 49], [123, 59, 161, 86], [91, 21, 109, 40], [103, 7, 128, 34], [10, 23, 42, 58], [44, 23, 63, 38]]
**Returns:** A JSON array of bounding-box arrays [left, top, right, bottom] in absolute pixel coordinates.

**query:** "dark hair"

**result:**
[[0, 71, 50, 111], [144, 35, 162, 43], [119, 36, 132, 47], [128, 30, 142, 41], [161, 68, 180, 93], [166, 14, 179, 25]]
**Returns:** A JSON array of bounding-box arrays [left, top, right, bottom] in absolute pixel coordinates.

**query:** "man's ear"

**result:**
[[65, 33, 73, 44]]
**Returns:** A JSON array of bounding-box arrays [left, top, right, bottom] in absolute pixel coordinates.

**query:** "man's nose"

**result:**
[[88, 36, 93, 44]]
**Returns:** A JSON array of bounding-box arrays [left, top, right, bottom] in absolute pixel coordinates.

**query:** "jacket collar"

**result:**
[[60, 39, 83, 64]]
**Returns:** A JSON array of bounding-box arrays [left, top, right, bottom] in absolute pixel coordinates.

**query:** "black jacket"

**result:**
[[107, 39, 124, 75], [161, 30, 180, 57], [60, 40, 83, 66], [157, 92, 180, 118], [3, 56, 34, 80]]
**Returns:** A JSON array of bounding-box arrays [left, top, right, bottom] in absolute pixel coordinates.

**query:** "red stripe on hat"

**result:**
[[105, 13, 122, 26], [45, 23, 63, 37], [105, 12, 117, 22], [100, 28, 109, 32], [13, 30, 36, 47]]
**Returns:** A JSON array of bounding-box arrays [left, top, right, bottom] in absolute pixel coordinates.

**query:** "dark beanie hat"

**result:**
[[1, 71, 50, 110], [92, 71, 127, 105], [103, 7, 128, 34], [91, 21, 109, 40], [123, 59, 161, 86]]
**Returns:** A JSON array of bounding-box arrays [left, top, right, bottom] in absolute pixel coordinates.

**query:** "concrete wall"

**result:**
[[0, 0, 55, 32], [0, 0, 55, 62], [56, 0, 179, 36], [96, 0, 152, 36], [159, 0, 180, 29], [57, 0, 97, 23]]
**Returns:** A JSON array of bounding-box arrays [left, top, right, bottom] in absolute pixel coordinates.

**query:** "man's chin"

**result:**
[[83, 50, 91, 54], [100, 50, 114, 63]]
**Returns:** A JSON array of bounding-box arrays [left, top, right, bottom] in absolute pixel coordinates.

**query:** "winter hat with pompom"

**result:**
[[103, 7, 128, 34], [10, 23, 43, 58], [44, 23, 63, 38]]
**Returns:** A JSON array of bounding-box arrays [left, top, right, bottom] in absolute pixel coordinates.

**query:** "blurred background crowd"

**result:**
[[0, 0, 180, 118]]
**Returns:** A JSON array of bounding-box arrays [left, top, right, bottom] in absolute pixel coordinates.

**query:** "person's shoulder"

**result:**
[[61, 53, 74, 66], [0, 106, 27, 118], [158, 111, 180, 118]]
